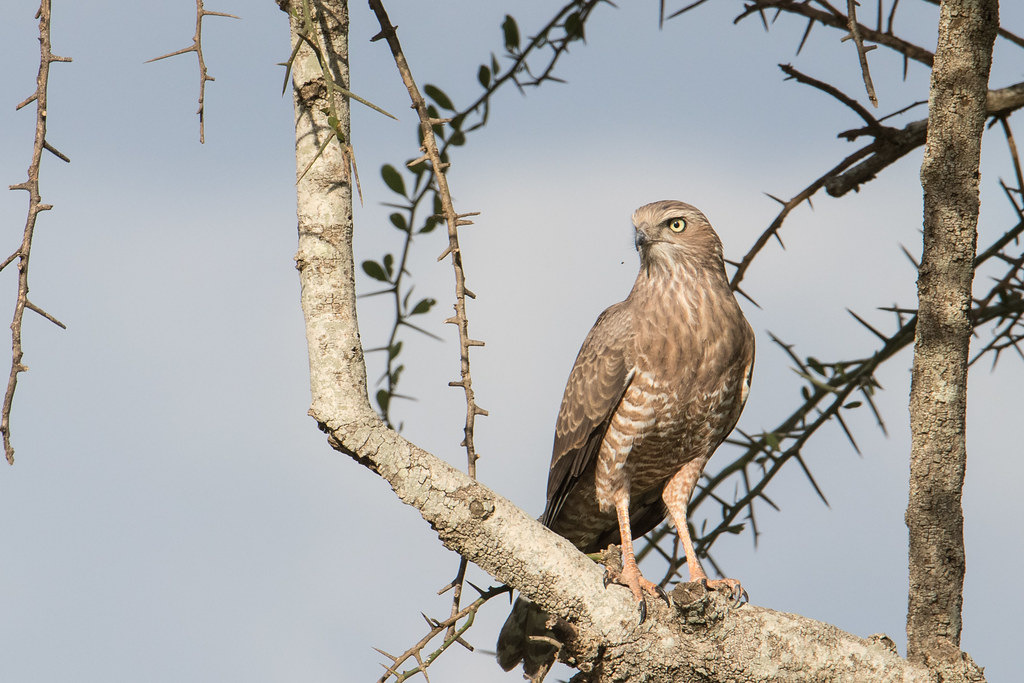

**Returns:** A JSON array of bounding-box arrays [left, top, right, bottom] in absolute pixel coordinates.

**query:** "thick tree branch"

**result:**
[[908, 0, 997, 674]]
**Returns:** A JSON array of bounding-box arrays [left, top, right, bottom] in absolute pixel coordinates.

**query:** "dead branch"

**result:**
[[4, 0, 72, 465], [146, 0, 239, 143]]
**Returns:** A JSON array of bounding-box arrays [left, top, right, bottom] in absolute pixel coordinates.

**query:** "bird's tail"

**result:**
[[495, 597, 571, 682]]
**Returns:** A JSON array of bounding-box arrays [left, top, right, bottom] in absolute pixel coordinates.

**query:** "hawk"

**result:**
[[497, 200, 755, 677]]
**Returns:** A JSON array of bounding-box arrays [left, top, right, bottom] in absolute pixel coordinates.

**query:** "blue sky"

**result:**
[[1, 2, 1021, 681]]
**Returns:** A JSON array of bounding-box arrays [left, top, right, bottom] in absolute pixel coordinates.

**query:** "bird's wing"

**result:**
[[542, 302, 633, 527]]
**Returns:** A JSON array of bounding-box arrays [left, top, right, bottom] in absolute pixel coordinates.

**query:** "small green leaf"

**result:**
[[383, 253, 394, 278], [764, 432, 780, 451], [381, 164, 406, 196], [388, 341, 403, 360], [449, 130, 466, 146], [565, 12, 583, 40], [362, 260, 389, 282], [420, 217, 438, 234], [389, 212, 408, 232], [844, 401, 863, 409], [801, 386, 811, 401], [807, 357, 825, 376], [376, 389, 390, 413], [478, 64, 491, 88], [424, 84, 454, 111], [491, 54, 500, 77], [410, 298, 436, 315], [502, 15, 520, 51]]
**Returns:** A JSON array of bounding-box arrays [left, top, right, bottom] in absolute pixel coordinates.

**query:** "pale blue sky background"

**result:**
[[1, 2, 1021, 681]]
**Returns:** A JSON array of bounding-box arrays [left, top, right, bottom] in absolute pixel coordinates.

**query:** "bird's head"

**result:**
[[632, 200, 725, 273]]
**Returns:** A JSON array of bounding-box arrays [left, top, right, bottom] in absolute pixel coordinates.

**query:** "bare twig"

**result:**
[[368, 0, 486, 478], [842, 0, 878, 106], [4, 0, 72, 465], [372, 583, 510, 683], [366, 4, 493, 678], [146, 0, 239, 143]]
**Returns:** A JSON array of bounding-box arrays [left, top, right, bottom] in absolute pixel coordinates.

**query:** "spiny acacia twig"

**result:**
[[728, 64, 1024, 293], [373, 584, 510, 683], [842, 0, 879, 107], [4, 0, 71, 465], [145, 0, 239, 143], [727, 0, 935, 67], [366, 0, 608, 426], [366, 2, 493, 675]]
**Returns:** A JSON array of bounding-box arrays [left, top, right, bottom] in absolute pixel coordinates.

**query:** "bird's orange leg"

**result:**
[[608, 493, 667, 622], [663, 460, 747, 603]]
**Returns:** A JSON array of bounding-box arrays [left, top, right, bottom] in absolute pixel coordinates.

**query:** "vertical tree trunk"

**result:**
[[281, 0, 376, 432], [908, 0, 997, 671]]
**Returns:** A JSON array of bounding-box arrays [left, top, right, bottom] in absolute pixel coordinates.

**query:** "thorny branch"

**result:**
[[4, 0, 71, 465], [145, 0, 238, 144], [372, 584, 510, 683], [366, 2, 491, 678], [366, 0, 608, 426], [842, 0, 878, 106]]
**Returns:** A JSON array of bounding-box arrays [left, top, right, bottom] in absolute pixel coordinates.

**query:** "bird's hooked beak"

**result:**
[[634, 227, 649, 253]]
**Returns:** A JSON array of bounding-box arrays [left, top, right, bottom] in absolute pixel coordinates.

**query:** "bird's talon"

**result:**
[[655, 584, 671, 605], [637, 599, 647, 625]]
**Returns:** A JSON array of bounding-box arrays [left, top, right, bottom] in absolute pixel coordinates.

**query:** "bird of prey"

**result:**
[[497, 200, 755, 677]]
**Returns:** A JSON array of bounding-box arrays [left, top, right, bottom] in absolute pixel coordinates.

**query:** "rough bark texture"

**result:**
[[908, 0, 997, 676]]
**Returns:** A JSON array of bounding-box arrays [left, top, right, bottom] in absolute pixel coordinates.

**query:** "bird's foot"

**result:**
[[603, 561, 670, 624], [703, 577, 748, 607]]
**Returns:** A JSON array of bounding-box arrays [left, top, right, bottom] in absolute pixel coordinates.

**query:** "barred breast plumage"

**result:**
[[497, 200, 755, 679]]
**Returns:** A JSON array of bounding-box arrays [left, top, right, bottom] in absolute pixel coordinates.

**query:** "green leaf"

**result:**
[[362, 260, 389, 282], [381, 164, 406, 196], [420, 217, 438, 234], [383, 253, 394, 278], [502, 15, 520, 51], [389, 212, 408, 232], [424, 84, 454, 111], [764, 432, 780, 451], [388, 341, 403, 360], [491, 54, 500, 77], [449, 130, 466, 146], [410, 298, 436, 315], [807, 357, 825, 376], [843, 401, 863, 409], [478, 65, 491, 88], [376, 389, 390, 413], [565, 12, 583, 40]]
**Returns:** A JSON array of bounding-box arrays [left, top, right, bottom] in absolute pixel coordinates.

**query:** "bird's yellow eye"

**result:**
[[668, 218, 686, 233]]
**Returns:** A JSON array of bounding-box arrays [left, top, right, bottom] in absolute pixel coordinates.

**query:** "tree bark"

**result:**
[[908, 0, 997, 675]]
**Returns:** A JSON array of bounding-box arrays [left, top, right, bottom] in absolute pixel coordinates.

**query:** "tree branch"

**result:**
[[145, 0, 238, 143], [907, 0, 997, 673], [4, 0, 72, 464]]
